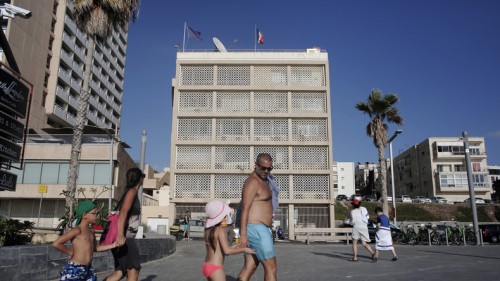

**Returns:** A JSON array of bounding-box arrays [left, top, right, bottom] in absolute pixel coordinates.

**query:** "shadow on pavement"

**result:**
[[312, 251, 373, 262], [141, 274, 158, 281], [417, 249, 500, 260]]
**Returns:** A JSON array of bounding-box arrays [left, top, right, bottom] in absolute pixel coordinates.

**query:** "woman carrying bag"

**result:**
[[105, 168, 145, 281]]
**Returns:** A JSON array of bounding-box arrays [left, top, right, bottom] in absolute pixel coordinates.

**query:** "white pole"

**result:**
[[254, 24, 257, 52], [182, 22, 186, 52], [390, 141, 397, 225], [108, 135, 113, 211], [37, 192, 43, 226]]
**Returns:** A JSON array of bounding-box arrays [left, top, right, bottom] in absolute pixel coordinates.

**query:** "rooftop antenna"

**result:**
[[229, 38, 238, 50], [213, 37, 227, 52]]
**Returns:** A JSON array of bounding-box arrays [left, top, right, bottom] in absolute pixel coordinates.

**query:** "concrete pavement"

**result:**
[[95, 240, 500, 281]]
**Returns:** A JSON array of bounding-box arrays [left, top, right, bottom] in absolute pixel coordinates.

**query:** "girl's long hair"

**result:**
[[126, 168, 144, 189], [207, 222, 222, 252]]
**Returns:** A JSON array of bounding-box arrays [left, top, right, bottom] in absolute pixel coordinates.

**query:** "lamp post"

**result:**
[[388, 129, 403, 225]]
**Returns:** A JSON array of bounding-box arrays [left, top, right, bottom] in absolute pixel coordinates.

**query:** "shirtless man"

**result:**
[[238, 153, 277, 281]]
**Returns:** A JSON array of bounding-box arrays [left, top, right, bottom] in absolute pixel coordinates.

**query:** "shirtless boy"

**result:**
[[238, 153, 277, 281], [53, 200, 118, 281]]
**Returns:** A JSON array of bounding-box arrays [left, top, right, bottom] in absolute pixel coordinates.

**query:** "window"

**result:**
[[18, 161, 108, 185], [41, 163, 60, 184], [23, 163, 42, 184], [77, 163, 95, 184], [472, 162, 481, 172]]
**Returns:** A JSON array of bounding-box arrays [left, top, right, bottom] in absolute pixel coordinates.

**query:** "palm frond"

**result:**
[[72, 0, 140, 39]]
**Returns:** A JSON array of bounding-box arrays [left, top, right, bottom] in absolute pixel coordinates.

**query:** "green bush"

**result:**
[[395, 204, 440, 221], [0, 216, 34, 246], [334, 201, 499, 223]]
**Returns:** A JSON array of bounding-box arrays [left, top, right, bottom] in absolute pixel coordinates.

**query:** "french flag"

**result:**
[[257, 28, 264, 44]]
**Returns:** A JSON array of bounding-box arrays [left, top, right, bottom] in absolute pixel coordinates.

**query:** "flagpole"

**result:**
[[254, 24, 256, 52], [182, 22, 187, 52]]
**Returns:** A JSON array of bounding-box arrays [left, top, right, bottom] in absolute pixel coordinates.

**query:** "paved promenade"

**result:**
[[95, 240, 499, 281]]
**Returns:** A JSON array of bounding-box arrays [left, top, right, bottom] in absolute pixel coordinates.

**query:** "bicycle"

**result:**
[[449, 223, 464, 245], [428, 224, 440, 245], [464, 224, 478, 245], [417, 223, 431, 245], [398, 223, 418, 245]]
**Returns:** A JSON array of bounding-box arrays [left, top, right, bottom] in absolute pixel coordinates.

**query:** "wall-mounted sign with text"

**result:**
[[0, 136, 21, 161], [0, 110, 24, 140], [0, 68, 29, 118], [0, 169, 17, 191]]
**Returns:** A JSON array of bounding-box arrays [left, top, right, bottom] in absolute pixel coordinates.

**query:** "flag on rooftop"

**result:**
[[257, 28, 264, 44], [187, 25, 202, 41]]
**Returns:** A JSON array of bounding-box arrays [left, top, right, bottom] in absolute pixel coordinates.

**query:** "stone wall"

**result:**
[[0, 237, 176, 280]]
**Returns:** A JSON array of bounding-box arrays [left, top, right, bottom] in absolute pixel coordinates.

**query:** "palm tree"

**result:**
[[355, 89, 403, 215], [65, 0, 140, 225]]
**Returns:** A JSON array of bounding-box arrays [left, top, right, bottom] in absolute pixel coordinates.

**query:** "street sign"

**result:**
[[0, 136, 21, 161], [0, 110, 24, 140], [38, 184, 48, 193], [0, 169, 17, 191], [0, 68, 29, 118]]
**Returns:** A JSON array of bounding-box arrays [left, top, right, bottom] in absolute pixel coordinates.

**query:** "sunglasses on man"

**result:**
[[256, 163, 273, 172]]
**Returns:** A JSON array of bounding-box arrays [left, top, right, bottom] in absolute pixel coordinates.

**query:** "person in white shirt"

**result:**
[[349, 199, 375, 262]]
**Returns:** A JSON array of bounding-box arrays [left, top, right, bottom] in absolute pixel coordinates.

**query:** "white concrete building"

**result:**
[[170, 48, 334, 238], [334, 162, 355, 198]]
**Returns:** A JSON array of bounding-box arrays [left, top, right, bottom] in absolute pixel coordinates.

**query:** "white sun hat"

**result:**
[[205, 200, 233, 228]]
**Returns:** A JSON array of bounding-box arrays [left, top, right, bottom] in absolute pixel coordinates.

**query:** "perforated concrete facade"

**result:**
[[170, 50, 334, 235]]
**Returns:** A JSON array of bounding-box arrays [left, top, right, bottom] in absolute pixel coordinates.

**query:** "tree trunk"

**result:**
[[65, 36, 95, 227], [378, 144, 388, 215]]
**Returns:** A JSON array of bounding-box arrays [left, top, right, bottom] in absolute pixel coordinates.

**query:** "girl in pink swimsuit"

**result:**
[[202, 200, 255, 280]]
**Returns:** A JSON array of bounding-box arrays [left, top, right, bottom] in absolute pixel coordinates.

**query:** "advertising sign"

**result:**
[[0, 68, 29, 118], [0, 169, 17, 191], [0, 136, 21, 161], [0, 110, 24, 140]]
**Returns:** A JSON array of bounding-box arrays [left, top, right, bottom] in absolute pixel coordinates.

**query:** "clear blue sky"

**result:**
[[119, 0, 500, 171]]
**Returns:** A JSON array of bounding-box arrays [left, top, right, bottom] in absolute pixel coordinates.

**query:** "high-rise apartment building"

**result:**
[[0, 0, 133, 227], [170, 48, 334, 238], [2, 0, 126, 133], [394, 137, 491, 203]]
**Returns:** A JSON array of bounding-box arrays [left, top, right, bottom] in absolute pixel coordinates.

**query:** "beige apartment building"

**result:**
[[170, 48, 335, 238], [393, 137, 492, 203], [0, 1, 145, 227]]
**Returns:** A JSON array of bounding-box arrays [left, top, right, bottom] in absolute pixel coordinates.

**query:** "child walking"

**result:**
[[53, 200, 118, 281], [202, 200, 255, 280]]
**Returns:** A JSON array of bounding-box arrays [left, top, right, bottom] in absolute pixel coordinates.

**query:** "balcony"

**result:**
[[62, 33, 74, 49], [72, 62, 84, 78], [66, 113, 76, 126], [58, 68, 71, 85], [87, 111, 98, 124], [53, 104, 67, 121], [70, 78, 81, 93], [73, 45, 86, 61], [64, 16, 77, 34], [68, 95, 79, 109], [55, 86, 69, 103], [60, 50, 73, 67], [90, 80, 100, 94], [437, 171, 492, 192]]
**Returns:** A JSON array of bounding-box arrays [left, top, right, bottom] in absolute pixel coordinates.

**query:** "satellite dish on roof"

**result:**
[[213, 37, 227, 52]]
